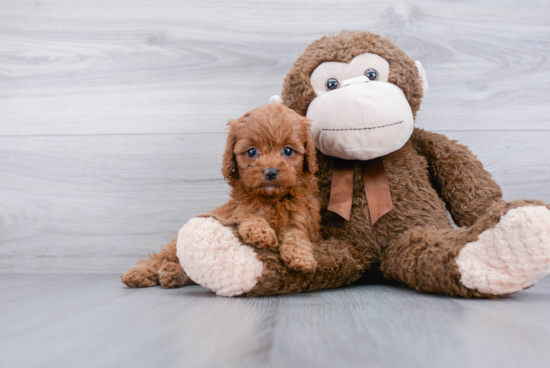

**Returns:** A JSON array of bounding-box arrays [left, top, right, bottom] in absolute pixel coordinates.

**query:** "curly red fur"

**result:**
[[213, 103, 320, 272], [120, 236, 195, 289]]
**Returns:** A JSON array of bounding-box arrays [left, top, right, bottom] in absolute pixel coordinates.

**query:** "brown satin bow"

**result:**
[[327, 157, 393, 225]]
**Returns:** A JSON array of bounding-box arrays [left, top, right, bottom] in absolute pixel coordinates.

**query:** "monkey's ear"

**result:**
[[414, 60, 429, 96], [301, 117, 318, 174], [269, 95, 283, 104], [221, 119, 239, 181]]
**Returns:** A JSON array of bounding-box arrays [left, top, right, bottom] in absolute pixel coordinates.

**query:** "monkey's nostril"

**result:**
[[264, 168, 278, 181]]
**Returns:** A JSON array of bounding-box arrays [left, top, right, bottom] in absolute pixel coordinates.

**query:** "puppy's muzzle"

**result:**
[[264, 168, 279, 181]]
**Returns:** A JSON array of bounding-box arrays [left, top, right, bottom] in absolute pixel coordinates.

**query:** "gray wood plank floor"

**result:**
[[1, 274, 549, 368]]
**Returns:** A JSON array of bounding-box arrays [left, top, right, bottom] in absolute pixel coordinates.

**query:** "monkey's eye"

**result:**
[[325, 78, 339, 91], [282, 147, 294, 157], [364, 68, 378, 81], [246, 148, 257, 158]]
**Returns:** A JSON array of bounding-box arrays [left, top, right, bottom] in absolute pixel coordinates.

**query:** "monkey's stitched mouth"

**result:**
[[322, 120, 403, 132]]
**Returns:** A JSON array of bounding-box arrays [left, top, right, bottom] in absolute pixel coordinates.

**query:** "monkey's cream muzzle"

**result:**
[[306, 75, 414, 161], [270, 53, 427, 223]]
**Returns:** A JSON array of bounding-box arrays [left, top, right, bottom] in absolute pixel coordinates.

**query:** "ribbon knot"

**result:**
[[327, 157, 393, 225]]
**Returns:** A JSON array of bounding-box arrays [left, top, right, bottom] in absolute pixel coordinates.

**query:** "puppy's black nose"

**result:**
[[264, 168, 278, 181]]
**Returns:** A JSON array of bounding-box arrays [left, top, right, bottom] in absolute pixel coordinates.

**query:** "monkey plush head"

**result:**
[[278, 31, 428, 161]]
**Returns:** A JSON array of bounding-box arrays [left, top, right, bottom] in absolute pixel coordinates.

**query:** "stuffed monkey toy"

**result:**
[[123, 31, 550, 298]]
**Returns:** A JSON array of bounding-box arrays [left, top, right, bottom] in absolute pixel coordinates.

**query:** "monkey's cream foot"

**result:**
[[177, 217, 264, 296], [457, 206, 550, 295], [280, 239, 318, 273]]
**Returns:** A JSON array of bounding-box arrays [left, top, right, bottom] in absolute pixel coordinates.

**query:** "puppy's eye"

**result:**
[[326, 78, 339, 91], [246, 148, 257, 158], [282, 147, 294, 157], [364, 68, 378, 81]]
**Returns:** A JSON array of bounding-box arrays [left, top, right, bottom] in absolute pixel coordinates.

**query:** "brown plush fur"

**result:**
[[213, 103, 321, 272], [242, 31, 513, 297], [121, 104, 321, 287], [244, 134, 504, 297]]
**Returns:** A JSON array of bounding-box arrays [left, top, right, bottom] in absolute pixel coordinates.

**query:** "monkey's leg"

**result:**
[[381, 200, 550, 298], [121, 236, 195, 289], [178, 217, 366, 297]]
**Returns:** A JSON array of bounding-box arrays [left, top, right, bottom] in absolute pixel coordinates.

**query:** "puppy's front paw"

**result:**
[[280, 239, 318, 273], [121, 266, 159, 288], [239, 220, 278, 249]]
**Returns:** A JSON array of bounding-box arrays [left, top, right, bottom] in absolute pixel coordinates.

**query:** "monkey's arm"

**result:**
[[411, 128, 503, 227]]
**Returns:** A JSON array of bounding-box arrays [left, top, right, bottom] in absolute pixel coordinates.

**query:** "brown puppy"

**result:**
[[217, 103, 320, 272], [121, 103, 320, 288]]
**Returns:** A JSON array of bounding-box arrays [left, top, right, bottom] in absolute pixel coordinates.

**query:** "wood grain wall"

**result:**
[[1, 0, 550, 273]]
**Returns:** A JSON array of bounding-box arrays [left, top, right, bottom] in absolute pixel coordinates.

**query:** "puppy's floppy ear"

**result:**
[[221, 119, 239, 180], [301, 117, 318, 174]]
